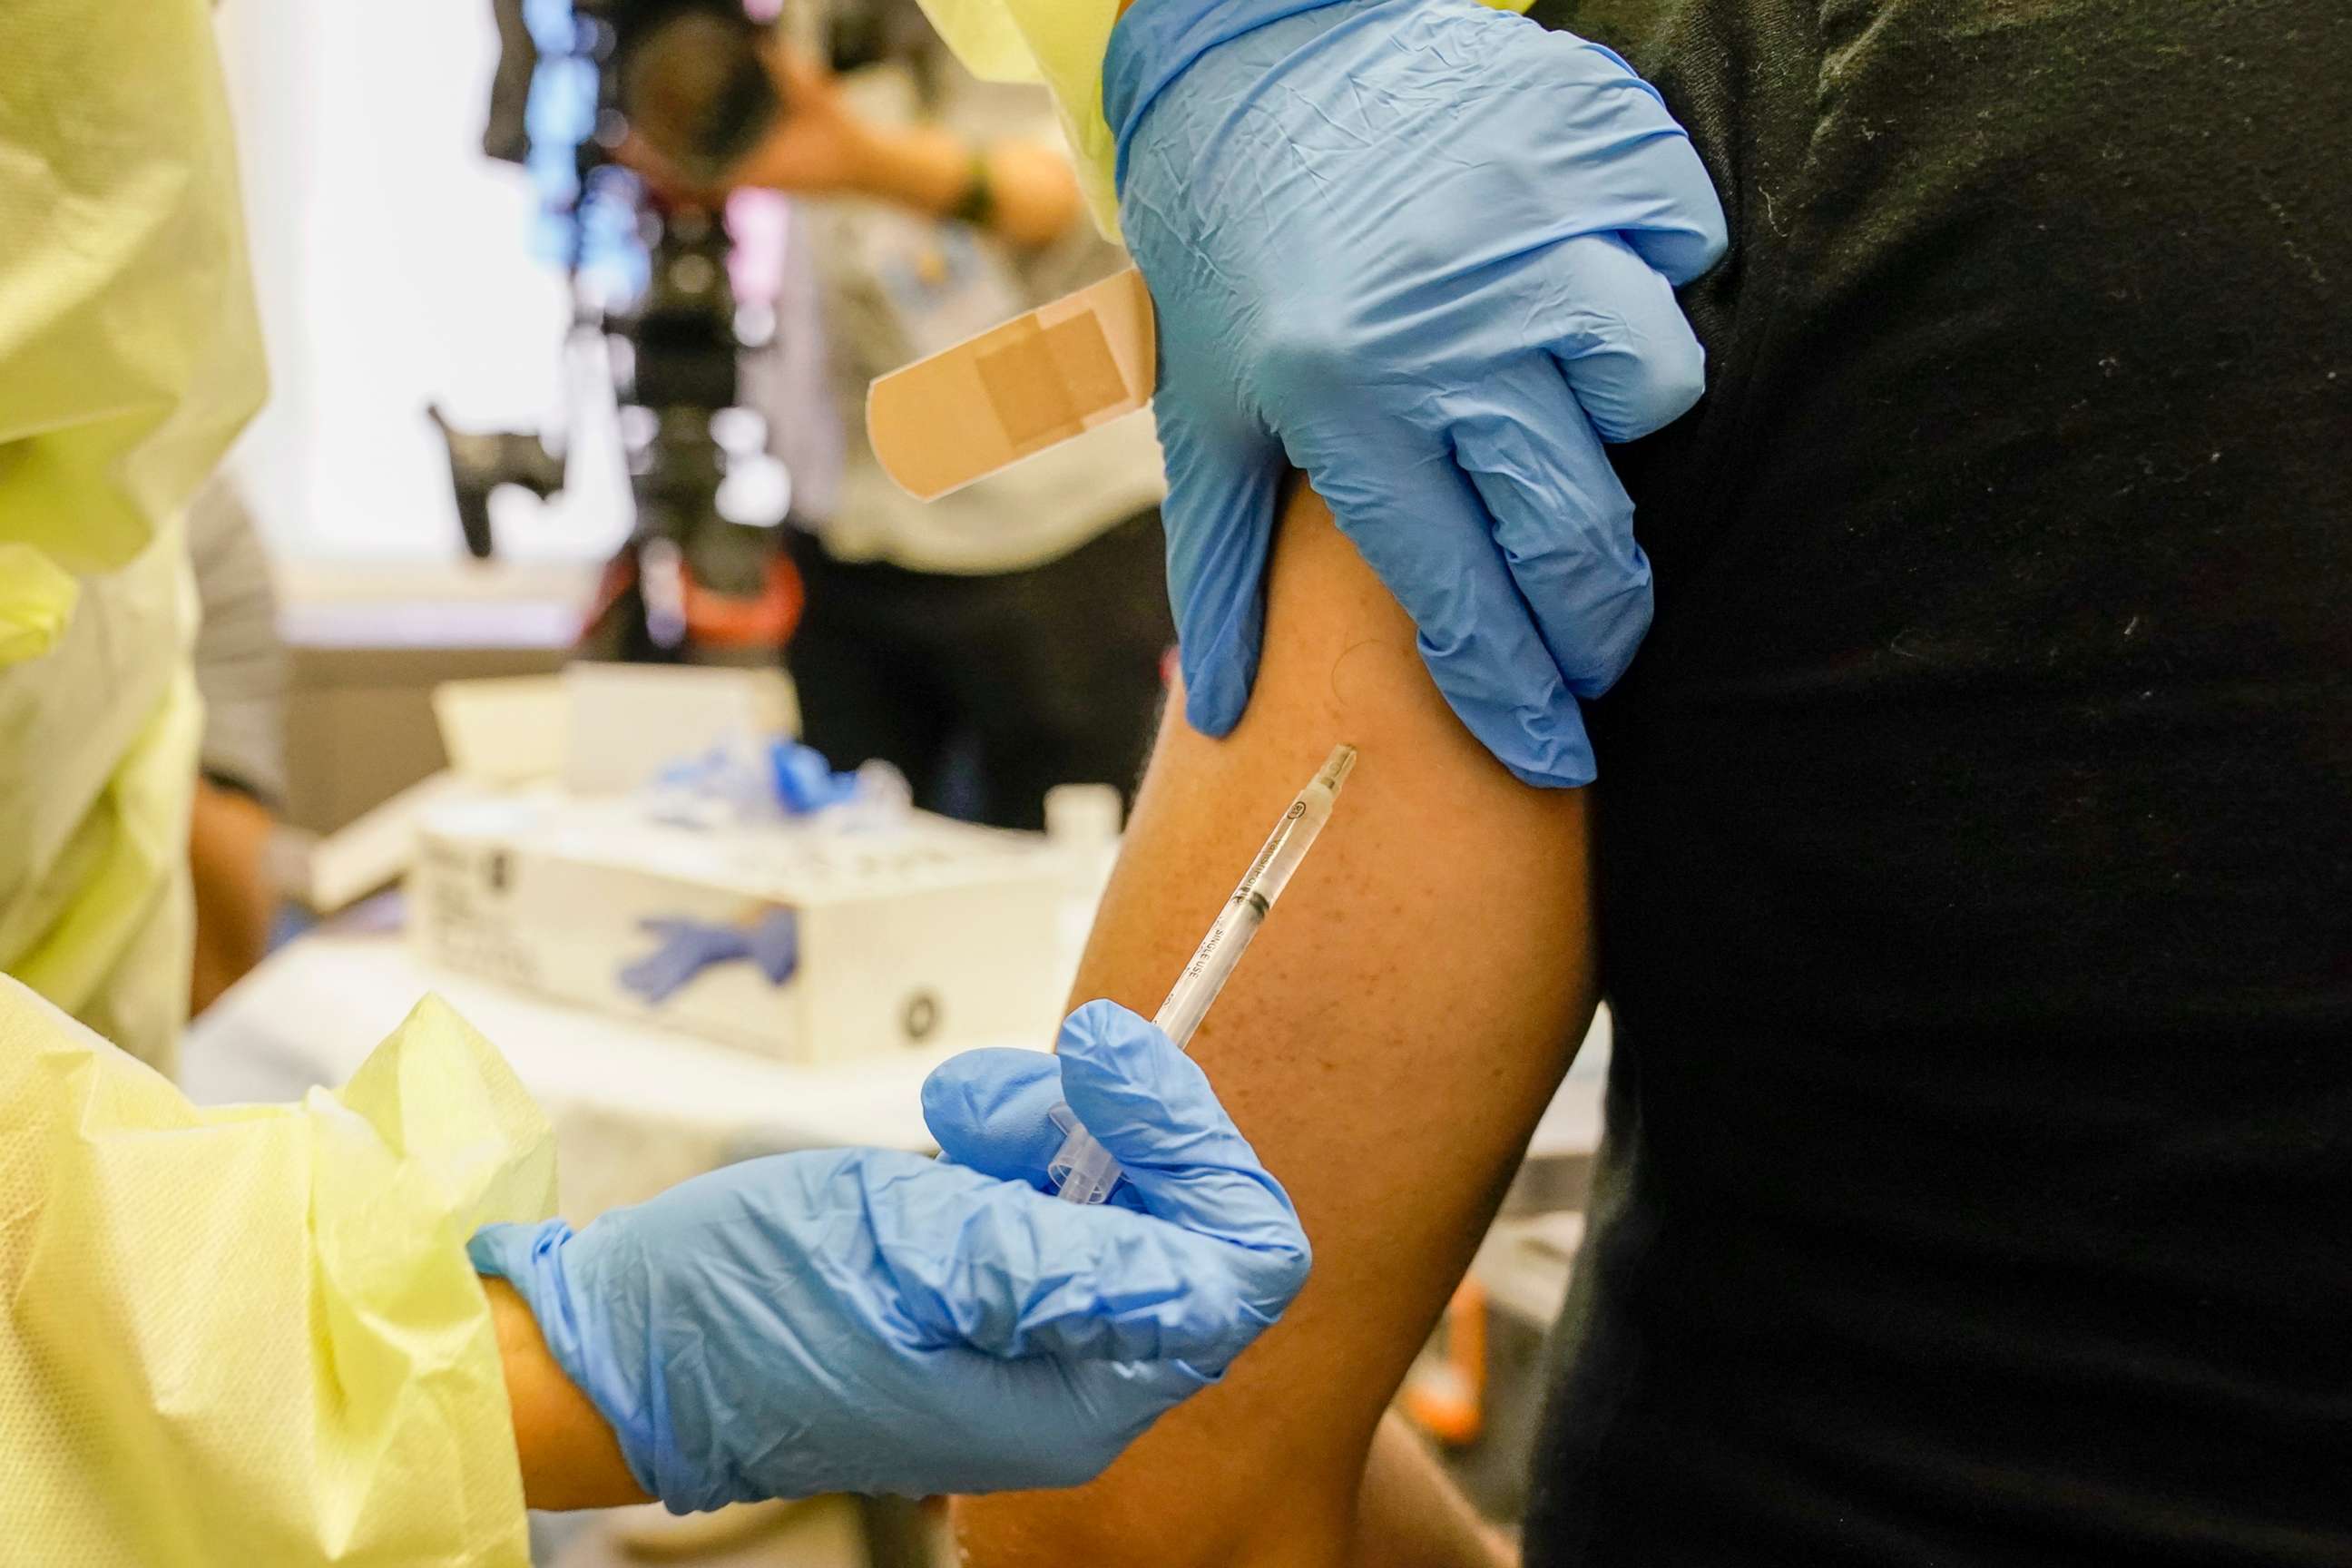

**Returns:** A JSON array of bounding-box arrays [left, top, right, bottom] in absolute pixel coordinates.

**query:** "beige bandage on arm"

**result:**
[[866, 266, 1154, 500]]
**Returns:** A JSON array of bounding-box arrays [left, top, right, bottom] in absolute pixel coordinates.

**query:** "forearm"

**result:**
[[486, 1278, 652, 1511], [955, 484, 1596, 1566], [855, 123, 1082, 247], [1352, 1414, 1514, 1568]]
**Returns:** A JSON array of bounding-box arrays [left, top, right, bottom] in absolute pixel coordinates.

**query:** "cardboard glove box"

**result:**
[[409, 791, 1067, 1063]]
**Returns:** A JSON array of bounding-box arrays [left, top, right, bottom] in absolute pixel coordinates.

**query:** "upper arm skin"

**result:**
[[956, 485, 1599, 1567]]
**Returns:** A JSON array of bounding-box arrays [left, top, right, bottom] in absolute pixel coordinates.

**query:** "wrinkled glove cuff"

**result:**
[[1103, 0, 1359, 191]]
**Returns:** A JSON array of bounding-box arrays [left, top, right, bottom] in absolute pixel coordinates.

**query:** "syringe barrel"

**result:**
[[1050, 744, 1355, 1206], [1237, 773, 1343, 911]]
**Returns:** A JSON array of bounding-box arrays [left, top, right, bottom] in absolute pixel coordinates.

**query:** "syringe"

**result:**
[[1051, 743, 1357, 1205]]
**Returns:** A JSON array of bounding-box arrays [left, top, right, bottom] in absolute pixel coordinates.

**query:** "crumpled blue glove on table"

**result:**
[[470, 1000, 1308, 1507], [1107, 0, 1728, 785]]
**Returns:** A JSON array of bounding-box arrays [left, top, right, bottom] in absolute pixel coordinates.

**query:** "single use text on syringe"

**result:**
[[1051, 744, 1357, 1205]]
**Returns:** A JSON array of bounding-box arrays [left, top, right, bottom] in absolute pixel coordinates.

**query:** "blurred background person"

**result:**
[[184, 475, 289, 1014], [682, 6, 1173, 830]]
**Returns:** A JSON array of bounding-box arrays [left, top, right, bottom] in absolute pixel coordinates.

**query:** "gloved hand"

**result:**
[[470, 1000, 1308, 1508], [1106, 0, 1728, 786], [615, 909, 799, 1004], [922, 1000, 1221, 1211]]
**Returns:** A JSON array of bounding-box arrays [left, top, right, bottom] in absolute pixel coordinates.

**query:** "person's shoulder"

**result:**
[[1524, 0, 1678, 65]]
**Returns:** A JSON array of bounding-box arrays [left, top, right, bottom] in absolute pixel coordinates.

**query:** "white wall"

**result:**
[[214, 0, 632, 563]]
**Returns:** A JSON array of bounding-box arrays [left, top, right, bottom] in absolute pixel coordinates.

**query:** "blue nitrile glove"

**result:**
[[469, 999, 1309, 1507], [922, 1001, 1236, 1211], [616, 909, 799, 1004], [1107, 0, 1728, 785], [767, 740, 864, 814]]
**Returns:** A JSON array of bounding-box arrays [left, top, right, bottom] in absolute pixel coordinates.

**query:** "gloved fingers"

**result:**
[[1534, 232, 1709, 443], [1517, 30, 1729, 284], [859, 1353, 1206, 1496], [1451, 359, 1653, 701], [974, 1356, 1211, 1494], [1052, 1001, 1309, 1318], [921, 1047, 1066, 1188], [1155, 407, 1287, 739], [1301, 433, 1597, 786], [845, 1147, 1290, 1372]]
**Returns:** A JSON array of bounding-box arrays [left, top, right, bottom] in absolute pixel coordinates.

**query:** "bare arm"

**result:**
[[843, 121, 1082, 249], [1357, 1414, 1516, 1568], [956, 485, 1595, 1566], [187, 780, 275, 1015], [732, 44, 1083, 248]]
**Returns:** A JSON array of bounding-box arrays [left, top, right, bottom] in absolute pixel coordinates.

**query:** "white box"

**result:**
[[409, 792, 1066, 1063]]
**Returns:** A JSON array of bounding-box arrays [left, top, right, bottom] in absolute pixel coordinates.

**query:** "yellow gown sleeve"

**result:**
[[0, 0, 267, 1065], [0, 0, 266, 593], [0, 981, 559, 1566], [3, 15, 558, 1554]]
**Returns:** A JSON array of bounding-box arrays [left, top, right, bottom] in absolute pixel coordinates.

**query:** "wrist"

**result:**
[[858, 122, 996, 224], [486, 1276, 651, 1511], [945, 144, 997, 228]]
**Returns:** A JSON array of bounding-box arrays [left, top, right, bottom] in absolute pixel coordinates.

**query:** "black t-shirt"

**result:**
[[1520, 2, 2352, 1563]]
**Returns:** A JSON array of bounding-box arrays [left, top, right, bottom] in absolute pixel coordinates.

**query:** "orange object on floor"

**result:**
[[1402, 1274, 1488, 1448]]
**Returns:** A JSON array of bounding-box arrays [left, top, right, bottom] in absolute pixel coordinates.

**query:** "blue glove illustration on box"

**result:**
[[617, 907, 799, 1004]]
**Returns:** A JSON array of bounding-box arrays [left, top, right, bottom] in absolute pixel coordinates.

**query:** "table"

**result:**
[[187, 920, 1610, 1221], [189, 917, 1610, 1563]]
